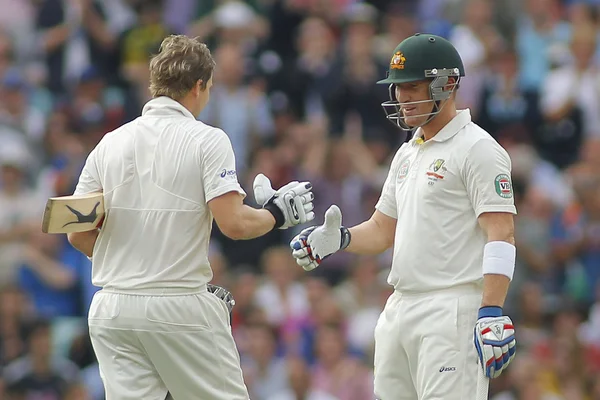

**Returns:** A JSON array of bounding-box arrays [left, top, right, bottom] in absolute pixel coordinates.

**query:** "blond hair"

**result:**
[[149, 35, 215, 100]]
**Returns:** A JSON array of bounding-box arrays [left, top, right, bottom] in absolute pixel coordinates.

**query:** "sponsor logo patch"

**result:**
[[220, 169, 237, 180], [494, 174, 512, 198]]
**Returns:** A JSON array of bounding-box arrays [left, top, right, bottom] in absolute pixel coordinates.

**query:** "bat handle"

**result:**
[[476, 365, 489, 400]]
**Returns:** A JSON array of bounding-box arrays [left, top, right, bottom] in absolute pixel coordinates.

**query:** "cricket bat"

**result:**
[[42, 192, 105, 234]]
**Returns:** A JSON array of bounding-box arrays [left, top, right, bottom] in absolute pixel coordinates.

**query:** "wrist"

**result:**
[[340, 226, 351, 250], [478, 306, 503, 319], [264, 202, 284, 229]]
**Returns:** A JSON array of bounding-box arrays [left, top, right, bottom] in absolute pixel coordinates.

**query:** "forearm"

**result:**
[[0, 223, 32, 243], [545, 99, 577, 122], [553, 240, 585, 264], [29, 258, 76, 290], [67, 230, 99, 257], [83, 7, 115, 49], [346, 219, 393, 255], [482, 274, 511, 308], [42, 25, 71, 52], [231, 206, 276, 240]]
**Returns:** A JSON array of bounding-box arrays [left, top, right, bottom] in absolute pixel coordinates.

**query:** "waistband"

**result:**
[[394, 282, 482, 298], [101, 284, 208, 296]]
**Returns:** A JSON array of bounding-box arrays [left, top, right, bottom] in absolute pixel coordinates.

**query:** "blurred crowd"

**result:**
[[0, 0, 599, 399]]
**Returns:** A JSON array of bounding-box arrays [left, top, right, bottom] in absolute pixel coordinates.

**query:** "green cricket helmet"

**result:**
[[377, 33, 465, 131]]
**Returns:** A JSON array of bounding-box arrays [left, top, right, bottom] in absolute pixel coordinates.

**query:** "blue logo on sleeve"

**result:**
[[220, 169, 237, 179]]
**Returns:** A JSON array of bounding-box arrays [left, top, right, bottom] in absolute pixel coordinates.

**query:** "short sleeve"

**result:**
[[375, 149, 403, 219], [200, 129, 246, 202], [462, 139, 517, 217], [74, 147, 102, 195]]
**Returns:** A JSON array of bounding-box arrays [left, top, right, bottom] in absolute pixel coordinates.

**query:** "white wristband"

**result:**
[[482, 241, 516, 280]]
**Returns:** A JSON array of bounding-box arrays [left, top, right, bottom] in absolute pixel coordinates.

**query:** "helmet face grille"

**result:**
[[380, 77, 460, 135]]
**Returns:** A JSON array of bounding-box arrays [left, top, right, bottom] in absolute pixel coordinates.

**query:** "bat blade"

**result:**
[[42, 192, 105, 234]]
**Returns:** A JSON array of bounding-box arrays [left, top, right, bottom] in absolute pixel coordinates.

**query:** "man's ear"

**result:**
[[194, 79, 204, 96], [445, 77, 457, 91]]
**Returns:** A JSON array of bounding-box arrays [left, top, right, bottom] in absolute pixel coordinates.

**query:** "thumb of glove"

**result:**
[[253, 173, 275, 206], [323, 205, 342, 230]]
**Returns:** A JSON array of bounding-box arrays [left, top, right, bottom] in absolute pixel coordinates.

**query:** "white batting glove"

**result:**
[[474, 306, 517, 379], [253, 174, 315, 230], [289, 205, 351, 271]]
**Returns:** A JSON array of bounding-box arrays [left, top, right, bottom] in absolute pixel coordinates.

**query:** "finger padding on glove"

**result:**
[[290, 181, 313, 198], [290, 227, 320, 271], [474, 317, 516, 379], [292, 247, 309, 258], [302, 194, 315, 215], [275, 181, 315, 228], [296, 255, 319, 271]]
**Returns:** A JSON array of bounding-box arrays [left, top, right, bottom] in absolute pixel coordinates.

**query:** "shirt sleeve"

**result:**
[[375, 148, 403, 219], [74, 147, 102, 195], [200, 129, 246, 203], [462, 139, 517, 217]]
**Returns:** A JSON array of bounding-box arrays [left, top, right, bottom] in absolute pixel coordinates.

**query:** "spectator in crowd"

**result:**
[[0, 286, 31, 368], [516, 0, 571, 92], [0, 69, 47, 159], [476, 47, 542, 143], [242, 323, 289, 399], [538, 23, 600, 169], [551, 173, 600, 306], [17, 230, 80, 318], [267, 356, 337, 400], [0, 144, 43, 285], [254, 246, 310, 328], [310, 323, 374, 400], [3, 318, 81, 399], [119, 0, 171, 111], [199, 40, 275, 172], [449, 0, 505, 118]]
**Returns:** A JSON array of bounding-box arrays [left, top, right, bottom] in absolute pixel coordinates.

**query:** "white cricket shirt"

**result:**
[[74, 97, 246, 290], [375, 109, 516, 292]]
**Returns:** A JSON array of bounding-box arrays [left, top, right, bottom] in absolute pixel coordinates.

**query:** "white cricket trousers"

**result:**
[[373, 283, 488, 400], [88, 286, 250, 400]]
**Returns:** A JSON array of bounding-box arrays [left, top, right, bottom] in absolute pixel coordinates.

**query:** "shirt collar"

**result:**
[[412, 109, 472, 145], [141, 96, 196, 119]]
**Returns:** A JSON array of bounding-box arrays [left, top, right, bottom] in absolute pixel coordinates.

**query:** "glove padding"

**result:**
[[208, 284, 235, 323], [289, 205, 350, 271], [474, 306, 516, 379], [253, 174, 315, 229]]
